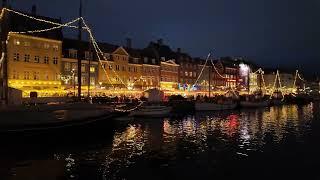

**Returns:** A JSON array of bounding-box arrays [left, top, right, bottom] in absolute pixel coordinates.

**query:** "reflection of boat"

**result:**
[[195, 102, 237, 111], [271, 91, 284, 106], [129, 105, 172, 117], [240, 100, 269, 108]]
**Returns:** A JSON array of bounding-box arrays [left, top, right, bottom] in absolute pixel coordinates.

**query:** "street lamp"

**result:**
[[71, 68, 76, 96]]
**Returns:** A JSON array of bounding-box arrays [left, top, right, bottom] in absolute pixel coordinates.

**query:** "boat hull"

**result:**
[[195, 102, 237, 111], [240, 101, 269, 108], [129, 106, 172, 117]]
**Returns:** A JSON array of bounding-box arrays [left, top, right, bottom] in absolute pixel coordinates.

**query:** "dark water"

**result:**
[[1, 103, 320, 179]]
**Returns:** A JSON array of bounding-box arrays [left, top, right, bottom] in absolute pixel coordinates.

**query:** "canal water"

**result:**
[[1, 103, 320, 179]]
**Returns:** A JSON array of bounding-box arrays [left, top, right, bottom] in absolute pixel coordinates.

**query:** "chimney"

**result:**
[[31, 5, 37, 15], [177, 48, 181, 53], [126, 38, 132, 49], [157, 38, 163, 46]]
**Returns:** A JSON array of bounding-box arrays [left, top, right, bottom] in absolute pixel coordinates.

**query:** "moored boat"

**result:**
[[129, 105, 172, 117], [195, 102, 237, 111], [240, 100, 269, 108]]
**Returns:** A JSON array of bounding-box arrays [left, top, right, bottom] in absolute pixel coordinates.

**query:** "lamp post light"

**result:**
[[71, 68, 76, 96]]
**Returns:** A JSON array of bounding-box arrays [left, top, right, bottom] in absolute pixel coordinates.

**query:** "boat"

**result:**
[[240, 100, 269, 108], [195, 102, 237, 111], [129, 105, 172, 117], [270, 90, 284, 106]]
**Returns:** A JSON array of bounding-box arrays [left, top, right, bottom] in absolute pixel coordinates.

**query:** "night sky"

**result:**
[[10, 0, 320, 74]]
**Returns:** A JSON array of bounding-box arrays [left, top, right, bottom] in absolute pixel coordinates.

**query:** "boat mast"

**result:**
[[77, 0, 82, 100], [208, 63, 211, 98], [1, 0, 9, 105]]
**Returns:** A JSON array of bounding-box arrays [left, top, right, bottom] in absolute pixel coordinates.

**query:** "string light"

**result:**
[[192, 53, 210, 87], [210, 58, 227, 79], [4, 8, 79, 29], [10, 17, 81, 34]]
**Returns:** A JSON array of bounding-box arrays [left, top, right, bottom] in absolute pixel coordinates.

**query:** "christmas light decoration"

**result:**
[[192, 53, 210, 87]]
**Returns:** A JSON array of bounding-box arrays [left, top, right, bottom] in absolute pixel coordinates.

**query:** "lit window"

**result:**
[[81, 64, 86, 72], [53, 45, 59, 51], [24, 71, 29, 80], [189, 72, 192, 77], [24, 41, 30, 46], [90, 66, 95, 73], [24, 54, 30, 62], [65, 62, 71, 71], [72, 63, 77, 70], [13, 39, 20, 45], [13, 53, 19, 61], [34, 56, 40, 63], [90, 77, 95, 85], [185, 71, 188, 76], [33, 71, 40, 80], [44, 43, 50, 49], [81, 77, 86, 84], [109, 65, 112, 70], [116, 65, 120, 71], [44, 56, 49, 64], [53, 57, 58, 65]]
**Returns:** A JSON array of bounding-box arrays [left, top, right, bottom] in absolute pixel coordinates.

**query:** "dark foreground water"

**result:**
[[1, 103, 320, 179]]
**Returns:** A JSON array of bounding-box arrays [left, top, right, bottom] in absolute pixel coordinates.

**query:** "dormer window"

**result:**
[[69, 49, 77, 59], [85, 51, 92, 60]]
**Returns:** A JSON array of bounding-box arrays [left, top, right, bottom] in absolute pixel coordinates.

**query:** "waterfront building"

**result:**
[[175, 49, 198, 92], [212, 58, 239, 90], [62, 39, 99, 96], [4, 7, 63, 97], [140, 47, 160, 90]]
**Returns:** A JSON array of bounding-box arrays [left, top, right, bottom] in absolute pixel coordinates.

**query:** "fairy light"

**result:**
[[210, 58, 227, 79], [4, 8, 78, 29], [10, 17, 81, 34], [192, 53, 210, 87]]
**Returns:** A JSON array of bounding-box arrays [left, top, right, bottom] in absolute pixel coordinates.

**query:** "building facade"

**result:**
[[7, 33, 62, 97]]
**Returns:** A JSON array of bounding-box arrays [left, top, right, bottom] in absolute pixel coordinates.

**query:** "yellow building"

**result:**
[[98, 46, 143, 92], [7, 33, 62, 97]]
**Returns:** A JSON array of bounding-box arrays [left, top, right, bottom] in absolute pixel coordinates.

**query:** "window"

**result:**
[[109, 65, 112, 70], [12, 70, 16, 79], [24, 71, 29, 80], [72, 63, 77, 70], [90, 66, 95, 73], [81, 77, 86, 84], [53, 45, 59, 51], [24, 41, 30, 47], [44, 43, 50, 49], [85, 51, 92, 60], [104, 53, 110, 59], [144, 57, 148, 64], [161, 57, 165, 61], [122, 66, 125, 71], [134, 67, 137, 72], [185, 71, 188, 76], [33, 71, 40, 80], [152, 59, 156, 64], [116, 65, 120, 71], [189, 72, 192, 77], [23, 54, 30, 62], [13, 39, 20, 45], [193, 72, 196, 77], [53, 57, 58, 65], [65, 62, 71, 71], [34, 56, 40, 63], [122, 57, 125, 61], [128, 67, 131, 72], [44, 72, 49, 80], [90, 77, 95, 85], [81, 64, 86, 72], [13, 53, 19, 61], [44, 56, 49, 64], [69, 50, 77, 59]]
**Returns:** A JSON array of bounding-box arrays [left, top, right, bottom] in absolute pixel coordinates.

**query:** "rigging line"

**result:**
[[192, 53, 210, 87], [9, 17, 81, 34]]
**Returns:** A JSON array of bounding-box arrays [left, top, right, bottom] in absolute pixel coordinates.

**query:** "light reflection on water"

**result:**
[[1, 103, 318, 179]]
